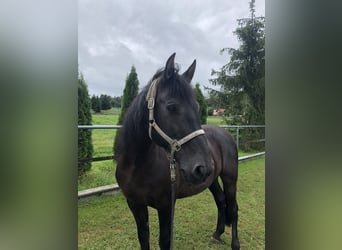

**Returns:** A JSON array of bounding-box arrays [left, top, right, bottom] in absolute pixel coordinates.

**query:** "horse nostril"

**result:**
[[192, 165, 210, 182]]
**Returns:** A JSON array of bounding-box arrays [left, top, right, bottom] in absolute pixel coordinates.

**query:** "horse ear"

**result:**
[[182, 59, 196, 82], [164, 52, 176, 80]]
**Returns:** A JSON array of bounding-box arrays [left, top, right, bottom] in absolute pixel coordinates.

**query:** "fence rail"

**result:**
[[78, 124, 265, 157], [78, 125, 265, 129], [78, 125, 122, 129], [78, 155, 114, 164], [78, 124, 265, 163]]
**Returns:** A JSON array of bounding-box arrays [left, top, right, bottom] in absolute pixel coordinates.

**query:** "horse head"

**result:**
[[147, 53, 212, 184]]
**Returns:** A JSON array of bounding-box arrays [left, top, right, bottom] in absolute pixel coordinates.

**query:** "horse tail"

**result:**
[[225, 194, 238, 226]]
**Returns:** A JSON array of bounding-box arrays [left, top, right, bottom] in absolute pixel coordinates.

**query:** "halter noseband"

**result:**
[[145, 78, 205, 182]]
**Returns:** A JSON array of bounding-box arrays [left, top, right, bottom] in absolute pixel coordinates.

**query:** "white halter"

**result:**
[[145, 78, 205, 182]]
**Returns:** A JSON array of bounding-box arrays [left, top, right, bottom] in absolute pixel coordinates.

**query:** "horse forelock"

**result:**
[[154, 66, 196, 104]]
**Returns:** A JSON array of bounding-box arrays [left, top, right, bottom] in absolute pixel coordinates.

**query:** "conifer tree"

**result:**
[[91, 95, 101, 113], [114, 66, 139, 154], [210, 0, 265, 150], [78, 73, 93, 175], [193, 83, 208, 124], [117, 66, 139, 125], [100, 94, 112, 110]]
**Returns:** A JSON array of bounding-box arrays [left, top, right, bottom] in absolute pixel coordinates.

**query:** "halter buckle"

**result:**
[[147, 98, 154, 109], [170, 160, 176, 182]]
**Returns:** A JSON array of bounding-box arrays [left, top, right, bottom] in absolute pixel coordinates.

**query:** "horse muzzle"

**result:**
[[179, 161, 212, 185], [191, 164, 212, 183]]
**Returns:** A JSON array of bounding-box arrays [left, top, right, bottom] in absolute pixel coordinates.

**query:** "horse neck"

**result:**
[[122, 91, 152, 156]]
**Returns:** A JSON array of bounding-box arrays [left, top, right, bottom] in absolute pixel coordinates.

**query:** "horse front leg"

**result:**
[[157, 204, 173, 250], [127, 199, 150, 250]]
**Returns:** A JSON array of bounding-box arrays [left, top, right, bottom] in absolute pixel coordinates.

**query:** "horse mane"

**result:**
[[114, 64, 196, 160], [114, 84, 150, 160]]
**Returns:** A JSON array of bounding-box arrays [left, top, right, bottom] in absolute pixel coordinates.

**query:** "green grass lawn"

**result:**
[[78, 157, 265, 249], [78, 111, 262, 191], [207, 115, 227, 126]]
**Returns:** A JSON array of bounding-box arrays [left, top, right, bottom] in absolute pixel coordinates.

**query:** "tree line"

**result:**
[[90, 94, 122, 113]]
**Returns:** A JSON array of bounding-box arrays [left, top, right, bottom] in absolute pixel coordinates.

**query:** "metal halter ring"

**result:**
[[171, 140, 181, 152]]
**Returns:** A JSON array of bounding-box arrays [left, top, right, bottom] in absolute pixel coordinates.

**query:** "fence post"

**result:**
[[236, 126, 239, 150]]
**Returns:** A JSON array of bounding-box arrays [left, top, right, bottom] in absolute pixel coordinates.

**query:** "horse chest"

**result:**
[[117, 160, 170, 204], [177, 174, 216, 198]]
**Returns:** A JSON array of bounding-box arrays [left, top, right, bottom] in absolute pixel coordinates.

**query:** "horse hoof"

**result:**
[[210, 236, 224, 244], [231, 240, 240, 250]]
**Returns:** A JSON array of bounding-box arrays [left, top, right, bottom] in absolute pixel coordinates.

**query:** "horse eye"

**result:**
[[166, 103, 178, 113]]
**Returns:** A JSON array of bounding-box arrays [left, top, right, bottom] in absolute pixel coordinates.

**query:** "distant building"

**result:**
[[213, 109, 225, 116]]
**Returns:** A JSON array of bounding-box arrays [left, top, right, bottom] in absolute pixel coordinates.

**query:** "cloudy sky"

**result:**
[[78, 0, 264, 97]]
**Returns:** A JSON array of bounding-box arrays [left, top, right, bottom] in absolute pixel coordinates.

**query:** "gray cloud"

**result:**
[[78, 0, 265, 96]]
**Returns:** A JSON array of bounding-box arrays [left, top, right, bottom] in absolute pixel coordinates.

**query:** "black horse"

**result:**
[[115, 53, 240, 250]]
